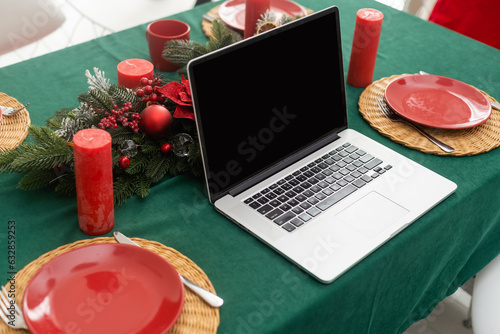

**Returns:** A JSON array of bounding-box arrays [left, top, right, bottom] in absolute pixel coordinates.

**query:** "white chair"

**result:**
[[0, 0, 65, 55], [470, 254, 500, 334]]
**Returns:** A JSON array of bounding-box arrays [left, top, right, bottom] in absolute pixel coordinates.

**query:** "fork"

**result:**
[[0, 285, 28, 330], [0, 103, 29, 117], [376, 97, 455, 153]]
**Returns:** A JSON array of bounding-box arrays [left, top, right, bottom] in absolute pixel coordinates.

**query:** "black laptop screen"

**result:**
[[188, 7, 347, 201]]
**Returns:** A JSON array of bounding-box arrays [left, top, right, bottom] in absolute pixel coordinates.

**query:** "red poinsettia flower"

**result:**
[[157, 75, 195, 121]]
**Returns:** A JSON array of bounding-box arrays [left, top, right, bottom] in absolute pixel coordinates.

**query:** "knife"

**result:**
[[419, 71, 500, 110], [113, 231, 224, 308]]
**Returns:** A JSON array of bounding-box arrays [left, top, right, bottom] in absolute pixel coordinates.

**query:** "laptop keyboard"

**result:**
[[243, 143, 392, 232]]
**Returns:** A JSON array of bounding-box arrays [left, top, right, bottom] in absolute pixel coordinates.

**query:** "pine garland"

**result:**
[[0, 68, 202, 206]]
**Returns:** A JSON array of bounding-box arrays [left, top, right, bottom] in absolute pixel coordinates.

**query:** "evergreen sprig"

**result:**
[[1, 126, 73, 174], [162, 19, 241, 67]]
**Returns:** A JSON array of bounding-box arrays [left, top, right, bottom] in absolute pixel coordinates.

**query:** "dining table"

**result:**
[[1, 0, 500, 333]]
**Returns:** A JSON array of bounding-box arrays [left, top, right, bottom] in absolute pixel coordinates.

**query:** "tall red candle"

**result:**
[[73, 129, 114, 235], [117, 59, 154, 90], [244, 0, 271, 38], [347, 9, 384, 88]]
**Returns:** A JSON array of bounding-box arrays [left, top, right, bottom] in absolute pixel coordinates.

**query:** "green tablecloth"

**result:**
[[1, 0, 500, 333]]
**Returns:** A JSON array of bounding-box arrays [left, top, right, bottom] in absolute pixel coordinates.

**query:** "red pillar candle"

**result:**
[[73, 129, 114, 235], [244, 0, 271, 38], [117, 58, 154, 90], [347, 9, 384, 88]]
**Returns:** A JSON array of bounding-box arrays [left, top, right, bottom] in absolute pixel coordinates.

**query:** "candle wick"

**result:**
[[81, 133, 94, 141], [125, 60, 137, 69]]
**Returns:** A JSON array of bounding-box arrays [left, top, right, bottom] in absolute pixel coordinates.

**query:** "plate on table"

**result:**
[[384, 74, 492, 129], [23, 243, 184, 334], [218, 0, 307, 31]]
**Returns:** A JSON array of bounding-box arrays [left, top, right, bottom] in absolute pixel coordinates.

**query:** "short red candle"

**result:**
[[244, 0, 271, 38], [117, 58, 154, 90], [73, 129, 114, 235], [347, 9, 384, 88]]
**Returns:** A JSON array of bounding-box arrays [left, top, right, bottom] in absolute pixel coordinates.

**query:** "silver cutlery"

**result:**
[[0, 285, 28, 330], [113, 232, 224, 308], [419, 71, 500, 111], [376, 97, 455, 153], [0, 103, 29, 117]]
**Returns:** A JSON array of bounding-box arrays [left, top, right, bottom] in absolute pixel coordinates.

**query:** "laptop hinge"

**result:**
[[227, 132, 341, 197]]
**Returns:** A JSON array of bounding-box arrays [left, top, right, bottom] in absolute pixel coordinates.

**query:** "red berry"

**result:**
[[119, 156, 130, 168], [136, 88, 145, 97], [140, 77, 149, 86], [149, 93, 157, 102], [144, 85, 153, 95], [161, 143, 172, 154]]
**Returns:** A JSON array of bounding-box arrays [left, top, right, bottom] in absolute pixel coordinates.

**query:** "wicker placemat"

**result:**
[[0, 237, 219, 334], [0, 92, 30, 152], [359, 74, 500, 156], [202, 4, 313, 38]]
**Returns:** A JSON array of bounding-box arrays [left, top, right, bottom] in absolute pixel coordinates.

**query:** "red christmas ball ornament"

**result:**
[[119, 156, 131, 168], [161, 143, 172, 154], [139, 104, 173, 139]]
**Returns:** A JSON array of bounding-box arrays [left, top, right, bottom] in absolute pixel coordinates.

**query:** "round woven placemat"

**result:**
[[0, 237, 219, 334], [0, 92, 30, 151], [202, 5, 313, 38], [359, 74, 500, 156]]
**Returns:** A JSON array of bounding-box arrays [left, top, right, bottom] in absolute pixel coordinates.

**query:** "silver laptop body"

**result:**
[[187, 6, 457, 283]]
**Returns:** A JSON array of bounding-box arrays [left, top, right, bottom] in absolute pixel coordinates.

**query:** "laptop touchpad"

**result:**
[[336, 191, 409, 238]]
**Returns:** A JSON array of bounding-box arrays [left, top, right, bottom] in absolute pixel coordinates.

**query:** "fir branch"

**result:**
[[126, 152, 150, 175], [113, 175, 137, 206], [54, 174, 76, 197], [207, 19, 241, 52], [112, 149, 122, 169], [279, 14, 297, 25], [8, 127, 73, 173], [28, 126, 69, 148], [54, 104, 97, 142], [86, 67, 111, 92], [10, 146, 73, 173], [108, 84, 141, 107], [107, 126, 136, 145], [46, 108, 73, 130], [0, 148, 22, 173], [78, 88, 114, 112], [162, 40, 208, 67], [140, 143, 160, 155], [145, 154, 169, 183], [133, 176, 151, 198], [17, 169, 56, 190]]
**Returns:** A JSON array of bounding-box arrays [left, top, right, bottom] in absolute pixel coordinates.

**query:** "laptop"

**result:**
[[187, 6, 457, 283]]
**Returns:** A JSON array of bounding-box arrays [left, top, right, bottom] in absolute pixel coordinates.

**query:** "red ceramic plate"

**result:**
[[385, 74, 492, 129], [218, 0, 307, 31], [23, 244, 184, 334]]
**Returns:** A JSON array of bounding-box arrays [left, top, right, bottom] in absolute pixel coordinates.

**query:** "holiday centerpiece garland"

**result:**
[[0, 18, 301, 206], [0, 68, 203, 205]]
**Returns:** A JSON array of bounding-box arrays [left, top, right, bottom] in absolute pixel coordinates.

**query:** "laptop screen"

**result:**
[[188, 7, 347, 202]]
